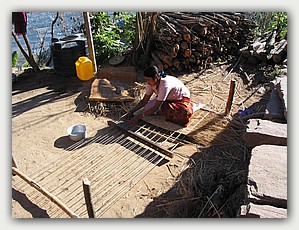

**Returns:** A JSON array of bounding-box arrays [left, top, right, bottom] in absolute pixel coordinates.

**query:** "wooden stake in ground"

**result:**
[[82, 178, 95, 218], [225, 79, 236, 115]]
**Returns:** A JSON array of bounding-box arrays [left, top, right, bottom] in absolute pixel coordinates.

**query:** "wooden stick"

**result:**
[[12, 30, 40, 72], [222, 55, 241, 82], [237, 86, 262, 106], [12, 167, 79, 218], [249, 190, 287, 209], [82, 178, 95, 218], [225, 79, 236, 115], [239, 112, 265, 120], [239, 66, 251, 82], [199, 107, 223, 116], [12, 157, 17, 168], [83, 12, 97, 74], [107, 121, 174, 158], [12, 155, 17, 176]]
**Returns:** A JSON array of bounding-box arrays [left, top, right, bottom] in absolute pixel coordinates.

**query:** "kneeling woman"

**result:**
[[123, 65, 194, 127]]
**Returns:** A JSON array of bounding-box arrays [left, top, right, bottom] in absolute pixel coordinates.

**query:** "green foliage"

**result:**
[[90, 12, 136, 64], [247, 12, 287, 40], [113, 12, 136, 45], [266, 67, 287, 80], [22, 61, 31, 68], [12, 51, 18, 67]]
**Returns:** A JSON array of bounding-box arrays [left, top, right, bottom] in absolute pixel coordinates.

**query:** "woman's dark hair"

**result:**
[[143, 65, 165, 79], [143, 65, 158, 79]]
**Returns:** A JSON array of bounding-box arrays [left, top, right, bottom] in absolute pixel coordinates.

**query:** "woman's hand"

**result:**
[[125, 113, 143, 125], [121, 111, 134, 121]]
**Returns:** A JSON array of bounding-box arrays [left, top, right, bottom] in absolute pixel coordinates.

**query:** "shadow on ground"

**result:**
[[12, 188, 50, 218]]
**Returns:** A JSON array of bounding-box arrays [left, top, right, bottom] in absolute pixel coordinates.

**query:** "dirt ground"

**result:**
[[11, 61, 271, 218]]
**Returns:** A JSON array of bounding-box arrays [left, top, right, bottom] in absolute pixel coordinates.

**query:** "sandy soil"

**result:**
[[11, 67, 199, 218], [11, 63, 266, 218]]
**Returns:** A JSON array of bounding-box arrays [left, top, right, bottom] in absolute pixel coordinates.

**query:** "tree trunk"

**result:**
[[12, 30, 40, 72]]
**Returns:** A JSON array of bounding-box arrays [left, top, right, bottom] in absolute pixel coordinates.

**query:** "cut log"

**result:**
[[173, 58, 180, 68], [183, 33, 191, 42], [270, 39, 287, 63], [151, 51, 164, 71], [192, 24, 209, 36], [150, 12, 260, 71], [184, 49, 192, 57], [157, 14, 178, 35], [155, 50, 172, 64], [180, 41, 188, 50]]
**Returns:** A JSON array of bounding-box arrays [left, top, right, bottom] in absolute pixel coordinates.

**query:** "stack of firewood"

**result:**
[[240, 30, 287, 65], [150, 12, 258, 71]]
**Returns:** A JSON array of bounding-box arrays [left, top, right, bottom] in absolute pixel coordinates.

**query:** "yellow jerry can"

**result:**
[[75, 56, 94, 81]]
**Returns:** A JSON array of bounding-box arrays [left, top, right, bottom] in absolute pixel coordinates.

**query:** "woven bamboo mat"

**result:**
[[12, 120, 185, 218]]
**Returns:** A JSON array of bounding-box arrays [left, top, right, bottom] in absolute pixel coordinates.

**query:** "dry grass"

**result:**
[[135, 113, 251, 218], [166, 126, 251, 218], [87, 82, 146, 119]]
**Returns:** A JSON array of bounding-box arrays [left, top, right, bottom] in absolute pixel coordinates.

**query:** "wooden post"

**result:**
[[225, 79, 236, 115], [83, 12, 97, 75], [82, 178, 95, 218]]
